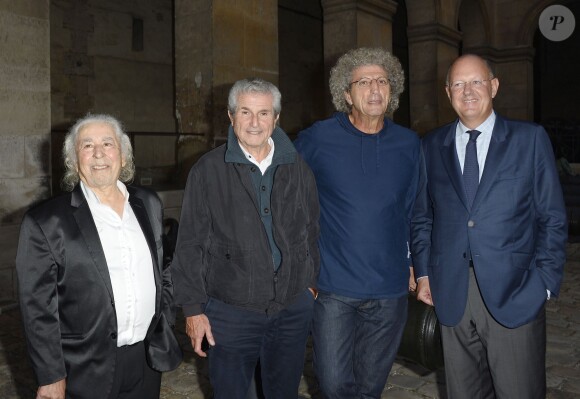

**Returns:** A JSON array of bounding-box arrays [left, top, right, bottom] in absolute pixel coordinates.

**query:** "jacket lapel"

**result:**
[[471, 115, 509, 211], [439, 122, 470, 210], [71, 185, 115, 300]]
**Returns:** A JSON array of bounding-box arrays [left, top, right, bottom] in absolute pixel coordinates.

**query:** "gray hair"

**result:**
[[227, 77, 282, 116], [61, 114, 135, 191], [445, 54, 495, 86], [329, 47, 405, 114]]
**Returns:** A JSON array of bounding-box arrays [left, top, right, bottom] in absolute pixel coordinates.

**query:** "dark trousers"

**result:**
[[441, 268, 546, 399], [205, 290, 314, 399], [108, 341, 161, 399]]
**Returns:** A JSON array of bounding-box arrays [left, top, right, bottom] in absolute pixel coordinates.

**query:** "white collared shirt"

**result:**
[[455, 111, 496, 181], [81, 181, 156, 347], [239, 137, 275, 174]]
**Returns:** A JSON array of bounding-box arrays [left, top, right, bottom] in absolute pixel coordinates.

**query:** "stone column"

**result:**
[[321, 0, 398, 112], [174, 0, 279, 148], [407, 23, 462, 134], [0, 0, 51, 306]]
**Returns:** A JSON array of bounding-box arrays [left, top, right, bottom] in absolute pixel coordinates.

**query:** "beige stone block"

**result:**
[[0, 177, 50, 224], [0, 137, 24, 178], [357, 14, 391, 49], [0, 223, 19, 273], [175, 10, 212, 58], [0, 64, 50, 92], [0, 12, 49, 68], [0, 0, 48, 21], [0, 90, 50, 135], [213, 11, 245, 67], [175, 0, 211, 18], [90, 57, 174, 131], [25, 134, 51, 178], [88, 4, 171, 62]]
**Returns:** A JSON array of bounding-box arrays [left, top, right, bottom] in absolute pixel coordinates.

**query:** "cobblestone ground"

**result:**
[[2, 244, 579, 398]]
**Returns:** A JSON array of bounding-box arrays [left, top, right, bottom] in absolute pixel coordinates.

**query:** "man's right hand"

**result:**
[[185, 314, 215, 357], [416, 278, 434, 306], [37, 379, 66, 399]]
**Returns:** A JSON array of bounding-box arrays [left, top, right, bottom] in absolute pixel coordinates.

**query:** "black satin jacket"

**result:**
[[16, 184, 182, 398]]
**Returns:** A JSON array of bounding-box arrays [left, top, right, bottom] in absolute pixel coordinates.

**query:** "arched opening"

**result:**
[[534, 1, 580, 162]]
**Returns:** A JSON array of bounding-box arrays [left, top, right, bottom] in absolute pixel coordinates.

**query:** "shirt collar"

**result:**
[[456, 111, 496, 138], [238, 137, 275, 174], [80, 180, 128, 205]]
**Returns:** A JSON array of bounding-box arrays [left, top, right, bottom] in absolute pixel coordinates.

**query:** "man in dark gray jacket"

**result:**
[[172, 78, 320, 399]]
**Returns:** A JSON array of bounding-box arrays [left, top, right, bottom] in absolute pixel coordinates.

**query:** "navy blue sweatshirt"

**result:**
[[295, 112, 423, 299]]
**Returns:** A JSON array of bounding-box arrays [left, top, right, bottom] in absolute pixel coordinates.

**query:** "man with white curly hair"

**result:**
[[295, 47, 424, 398]]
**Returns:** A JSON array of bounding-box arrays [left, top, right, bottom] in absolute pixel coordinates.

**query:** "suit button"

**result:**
[[463, 252, 467, 259], [110, 332, 117, 340], [468, 220, 475, 227], [225, 253, 231, 260]]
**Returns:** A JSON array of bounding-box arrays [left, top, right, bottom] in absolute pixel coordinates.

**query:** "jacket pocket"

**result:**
[[287, 241, 313, 295], [60, 333, 85, 340], [206, 243, 254, 304], [511, 252, 534, 270]]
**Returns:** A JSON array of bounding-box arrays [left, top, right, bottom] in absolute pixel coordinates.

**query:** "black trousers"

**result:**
[[108, 341, 162, 399]]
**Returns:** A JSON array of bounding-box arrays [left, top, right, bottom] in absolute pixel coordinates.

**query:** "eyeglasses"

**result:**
[[447, 79, 494, 91], [349, 77, 391, 88]]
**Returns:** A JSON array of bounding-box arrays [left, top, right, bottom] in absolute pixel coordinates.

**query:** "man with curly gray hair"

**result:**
[[295, 47, 424, 398]]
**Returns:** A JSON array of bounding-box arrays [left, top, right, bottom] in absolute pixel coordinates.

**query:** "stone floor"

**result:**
[[2, 244, 580, 398]]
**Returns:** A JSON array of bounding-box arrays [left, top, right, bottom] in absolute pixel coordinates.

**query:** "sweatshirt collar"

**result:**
[[225, 125, 296, 166]]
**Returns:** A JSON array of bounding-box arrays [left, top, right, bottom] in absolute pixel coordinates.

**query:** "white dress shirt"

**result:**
[[81, 181, 156, 346], [239, 137, 275, 174]]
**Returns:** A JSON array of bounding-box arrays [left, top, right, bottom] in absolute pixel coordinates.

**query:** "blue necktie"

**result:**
[[463, 130, 481, 208]]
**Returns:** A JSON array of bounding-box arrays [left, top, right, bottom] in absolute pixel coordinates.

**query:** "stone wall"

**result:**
[[0, 0, 51, 305], [50, 0, 176, 191]]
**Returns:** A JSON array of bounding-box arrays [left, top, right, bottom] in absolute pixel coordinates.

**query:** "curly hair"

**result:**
[[61, 114, 135, 191], [329, 47, 405, 114]]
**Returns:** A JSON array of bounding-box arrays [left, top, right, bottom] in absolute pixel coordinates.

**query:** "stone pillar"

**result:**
[[321, 0, 398, 112], [0, 0, 51, 306], [174, 0, 279, 148], [407, 23, 462, 134]]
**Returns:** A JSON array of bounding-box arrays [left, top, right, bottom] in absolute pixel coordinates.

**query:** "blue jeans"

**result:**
[[312, 292, 408, 399], [205, 290, 314, 399]]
